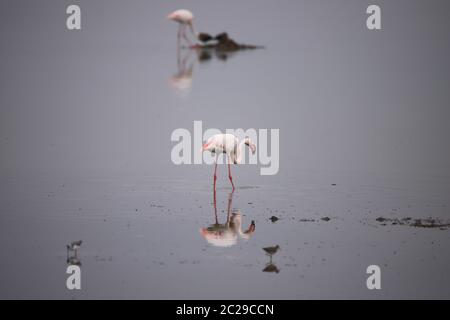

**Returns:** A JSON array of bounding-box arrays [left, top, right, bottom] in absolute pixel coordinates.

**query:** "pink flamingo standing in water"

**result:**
[[167, 9, 197, 47], [202, 134, 256, 191]]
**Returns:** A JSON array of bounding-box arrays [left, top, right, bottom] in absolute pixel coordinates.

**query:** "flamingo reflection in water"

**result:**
[[169, 46, 195, 97], [168, 45, 242, 97], [200, 190, 255, 247]]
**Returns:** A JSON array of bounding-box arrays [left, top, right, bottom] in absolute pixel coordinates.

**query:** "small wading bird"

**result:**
[[263, 245, 280, 256], [66, 240, 83, 266], [202, 134, 256, 190], [67, 240, 82, 252], [262, 245, 280, 273]]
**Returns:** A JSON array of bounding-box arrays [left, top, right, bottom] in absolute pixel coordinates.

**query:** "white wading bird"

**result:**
[[202, 134, 256, 190], [167, 9, 197, 47]]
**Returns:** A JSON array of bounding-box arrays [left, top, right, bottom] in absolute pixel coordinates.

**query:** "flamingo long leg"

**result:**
[[213, 154, 218, 191], [213, 154, 218, 181], [181, 24, 193, 47], [227, 158, 235, 191], [213, 185, 218, 224], [177, 24, 182, 47]]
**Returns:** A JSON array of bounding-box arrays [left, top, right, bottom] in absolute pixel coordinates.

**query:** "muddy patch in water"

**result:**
[[196, 32, 264, 51], [375, 217, 450, 230]]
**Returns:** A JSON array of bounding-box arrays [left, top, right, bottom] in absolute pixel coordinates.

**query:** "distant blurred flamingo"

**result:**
[[167, 9, 196, 47], [202, 134, 256, 191]]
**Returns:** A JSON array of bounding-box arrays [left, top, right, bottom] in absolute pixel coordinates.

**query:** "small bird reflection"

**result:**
[[262, 245, 280, 274], [66, 240, 82, 267], [67, 256, 82, 267], [262, 263, 280, 274], [200, 190, 255, 247]]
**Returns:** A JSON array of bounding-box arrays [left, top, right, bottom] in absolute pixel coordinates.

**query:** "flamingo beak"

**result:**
[[202, 143, 209, 151]]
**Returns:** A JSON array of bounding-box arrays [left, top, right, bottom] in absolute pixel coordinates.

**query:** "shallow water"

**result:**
[[1, 173, 449, 299], [1, 0, 450, 299]]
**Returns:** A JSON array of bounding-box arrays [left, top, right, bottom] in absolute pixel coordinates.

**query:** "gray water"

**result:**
[[1, 0, 450, 299]]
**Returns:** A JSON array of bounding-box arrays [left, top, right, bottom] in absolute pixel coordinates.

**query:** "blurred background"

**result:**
[[1, 0, 450, 183]]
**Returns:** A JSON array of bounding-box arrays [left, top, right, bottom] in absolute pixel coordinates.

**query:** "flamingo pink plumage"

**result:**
[[167, 9, 196, 47], [202, 134, 256, 191]]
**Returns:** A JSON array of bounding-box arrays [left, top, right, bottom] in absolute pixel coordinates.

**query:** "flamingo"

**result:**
[[167, 9, 197, 47], [202, 134, 256, 190]]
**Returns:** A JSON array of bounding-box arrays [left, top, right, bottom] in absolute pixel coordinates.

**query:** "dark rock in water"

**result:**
[[375, 216, 450, 230], [321, 217, 331, 222], [215, 32, 230, 42], [269, 216, 279, 223], [197, 31, 264, 52], [214, 33, 240, 51], [411, 218, 450, 229], [331, 183, 337, 186], [198, 32, 214, 43]]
